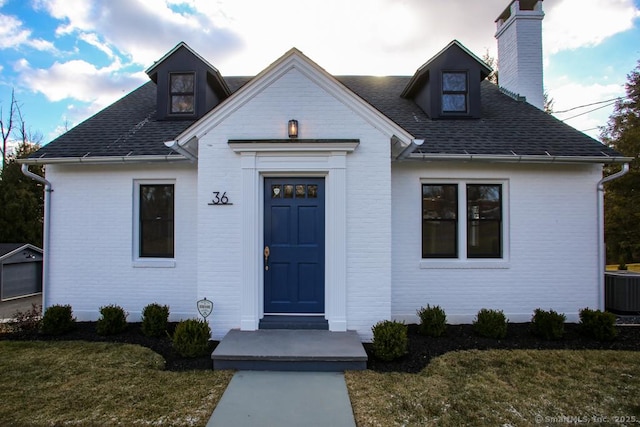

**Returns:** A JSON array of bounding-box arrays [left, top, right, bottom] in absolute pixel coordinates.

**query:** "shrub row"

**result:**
[[371, 305, 619, 361], [36, 302, 211, 358]]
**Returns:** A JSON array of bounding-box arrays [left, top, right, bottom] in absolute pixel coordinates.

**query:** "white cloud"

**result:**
[[28, 0, 514, 76], [0, 13, 57, 52], [543, 0, 640, 54], [0, 14, 31, 48], [78, 32, 116, 59], [16, 57, 147, 108], [35, 0, 242, 67], [12, 0, 639, 143]]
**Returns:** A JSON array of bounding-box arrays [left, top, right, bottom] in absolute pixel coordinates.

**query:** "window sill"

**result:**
[[419, 259, 510, 269], [133, 259, 176, 268]]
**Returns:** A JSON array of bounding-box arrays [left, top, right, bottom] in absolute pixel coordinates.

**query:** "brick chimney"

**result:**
[[495, 0, 545, 110]]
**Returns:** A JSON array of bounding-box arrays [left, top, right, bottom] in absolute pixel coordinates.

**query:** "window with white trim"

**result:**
[[422, 182, 504, 260], [134, 181, 175, 260]]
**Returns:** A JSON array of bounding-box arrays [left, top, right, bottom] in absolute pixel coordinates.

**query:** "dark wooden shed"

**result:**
[[0, 244, 43, 301]]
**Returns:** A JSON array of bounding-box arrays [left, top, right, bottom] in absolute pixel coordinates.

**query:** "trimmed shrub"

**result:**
[[618, 257, 628, 271], [96, 305, 128, 336], [172, 318, 212, 358], [141, 303, 169, 338], [579, 308, 618, 341], [371, 320, 408, 362], [417, 304, 447, 337], [40, 304, 76, 335], [530, 308, 566, 340], [473, 308, 508, 339]]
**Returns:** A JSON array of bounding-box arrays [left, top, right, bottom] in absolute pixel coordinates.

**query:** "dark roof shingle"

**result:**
[[29, 75, 620, 161], [337, 76, 620, 158]]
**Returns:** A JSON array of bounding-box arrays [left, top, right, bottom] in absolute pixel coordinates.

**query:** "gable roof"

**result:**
[[170, 48, 413, 148], [145, 42, 229, 95], [21, 45, 627, 165], [401, 40, 492, 99], [0, 243, 42, 260]]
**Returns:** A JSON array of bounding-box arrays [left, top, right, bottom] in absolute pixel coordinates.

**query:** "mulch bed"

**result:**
[[2, 321, 639, 373], [366, 323, 640, 373]]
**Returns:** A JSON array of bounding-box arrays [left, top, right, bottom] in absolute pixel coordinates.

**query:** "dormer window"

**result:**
[[169, 72, 195, 114], [442, 71, 468, 113]]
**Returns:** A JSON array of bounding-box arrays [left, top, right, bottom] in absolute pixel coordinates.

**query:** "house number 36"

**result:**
[[208, 191, 232, 205]]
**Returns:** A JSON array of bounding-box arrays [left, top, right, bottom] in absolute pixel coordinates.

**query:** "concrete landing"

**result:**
[[206, 371, 356, 427], [212, 329, 367, 371]]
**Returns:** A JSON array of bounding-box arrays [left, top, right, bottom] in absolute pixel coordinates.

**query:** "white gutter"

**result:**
[[164, 140, 198, 162], [596, 162, 630, 310], [408, 153, 633, 164], [20, 164, 52, 312], [18, 154, 188, 165]]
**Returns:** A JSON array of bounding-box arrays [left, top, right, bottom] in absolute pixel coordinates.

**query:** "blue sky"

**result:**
[[0, 0, 638, 150]]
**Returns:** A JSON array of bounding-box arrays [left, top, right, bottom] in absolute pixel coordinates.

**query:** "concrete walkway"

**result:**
[[206, 371, 356, 427]]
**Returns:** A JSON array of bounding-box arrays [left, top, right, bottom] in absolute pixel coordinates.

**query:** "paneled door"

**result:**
[[264, 178, 325, 313]]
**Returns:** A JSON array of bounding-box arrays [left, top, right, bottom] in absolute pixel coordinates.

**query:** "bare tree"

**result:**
[[15, 98, 43, 147], [0, 90, 42, 172], [543, 92, 555, 114], [481, 50, 498, 84], [0, 89, 18, 171]]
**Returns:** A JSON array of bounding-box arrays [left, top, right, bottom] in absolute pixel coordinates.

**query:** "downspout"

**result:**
[[21, 164, 52, 312], [596, 162, 629, 310]]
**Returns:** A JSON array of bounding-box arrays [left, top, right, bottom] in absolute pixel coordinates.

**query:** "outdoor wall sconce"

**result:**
[[288, 119, 298, 139]]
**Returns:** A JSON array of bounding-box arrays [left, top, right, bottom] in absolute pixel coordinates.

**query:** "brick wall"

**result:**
[[391, 161, 603, 325], [496, 1, 545, 109], [45, 163, 198, 321], [196, 67, 393, 339]]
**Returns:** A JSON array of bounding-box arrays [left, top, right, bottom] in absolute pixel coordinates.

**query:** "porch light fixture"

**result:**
[[288, 119, 298, 139]]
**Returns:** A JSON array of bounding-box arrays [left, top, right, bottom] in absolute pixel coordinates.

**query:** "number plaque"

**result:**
[[208, 191, 232, 205]]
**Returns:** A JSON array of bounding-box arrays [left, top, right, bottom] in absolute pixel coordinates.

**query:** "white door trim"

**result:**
[[232, 143, 356, 332]]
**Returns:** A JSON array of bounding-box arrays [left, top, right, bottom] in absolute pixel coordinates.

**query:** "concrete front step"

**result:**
[[212, 329, 368, 371], [259, 315, 329, 330]]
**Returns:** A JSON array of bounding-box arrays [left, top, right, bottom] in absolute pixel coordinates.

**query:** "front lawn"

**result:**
[[0, 341, 232, 426], [346, 349, 640, 426], [2, 325, 640, 426]]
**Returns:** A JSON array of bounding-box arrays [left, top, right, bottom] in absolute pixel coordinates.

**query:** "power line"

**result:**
[[578, 126, 601, 133], [560, 100, 619, 122], [551, 96, 625, 114]]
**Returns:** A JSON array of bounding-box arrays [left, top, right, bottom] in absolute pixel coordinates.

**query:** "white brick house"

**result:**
[[21, 0, 629, 340]]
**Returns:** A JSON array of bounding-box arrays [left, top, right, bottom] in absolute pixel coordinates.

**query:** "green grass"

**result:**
[[3, 341, 640, 426], [346, 349, 640, 426], [0, 341, 233, 426]]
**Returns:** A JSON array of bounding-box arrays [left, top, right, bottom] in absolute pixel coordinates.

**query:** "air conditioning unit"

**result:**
[[605, 273, 640, 314]]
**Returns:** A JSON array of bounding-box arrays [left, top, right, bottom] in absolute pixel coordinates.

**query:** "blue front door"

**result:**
[[264, 178, 325, 314]]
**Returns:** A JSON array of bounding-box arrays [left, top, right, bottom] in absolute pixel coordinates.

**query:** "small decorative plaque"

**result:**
[[197, 298, 214, 319]]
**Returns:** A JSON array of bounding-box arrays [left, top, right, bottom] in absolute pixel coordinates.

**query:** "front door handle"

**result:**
[[264, 246, 270, 271]]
